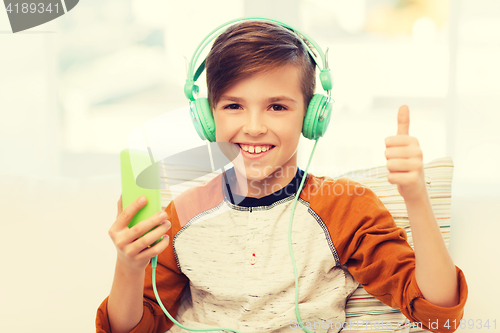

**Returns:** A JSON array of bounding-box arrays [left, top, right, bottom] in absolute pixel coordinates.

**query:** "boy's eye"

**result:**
[[223, 104, 241, 110], [269, 104, 287, 111]]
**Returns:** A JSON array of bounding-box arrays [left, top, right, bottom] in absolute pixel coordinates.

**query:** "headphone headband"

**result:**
[[184, 17, 332, 101]]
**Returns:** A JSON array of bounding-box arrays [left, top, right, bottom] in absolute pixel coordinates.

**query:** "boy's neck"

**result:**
[[230, 166, 298, 199]]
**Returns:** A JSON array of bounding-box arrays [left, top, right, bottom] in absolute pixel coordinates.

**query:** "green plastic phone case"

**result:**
[[120, 148, 162, 246]]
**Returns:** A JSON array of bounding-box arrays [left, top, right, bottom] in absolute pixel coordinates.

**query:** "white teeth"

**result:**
[[239, 144, 273, 154]]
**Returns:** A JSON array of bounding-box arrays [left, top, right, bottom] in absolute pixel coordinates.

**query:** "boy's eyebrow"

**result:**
[[218, 95, 298, 104]]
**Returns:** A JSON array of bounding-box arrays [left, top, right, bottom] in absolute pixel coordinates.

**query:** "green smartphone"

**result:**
[[120, 148, 162, 246]]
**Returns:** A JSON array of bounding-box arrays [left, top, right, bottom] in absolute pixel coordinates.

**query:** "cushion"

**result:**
[[337, 156, 453, 332]]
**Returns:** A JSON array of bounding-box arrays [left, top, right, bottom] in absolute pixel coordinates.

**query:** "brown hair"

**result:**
[[205, 20, 316, 112]]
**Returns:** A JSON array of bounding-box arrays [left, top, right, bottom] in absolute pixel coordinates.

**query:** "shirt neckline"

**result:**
[[222, 167, 306, 208]]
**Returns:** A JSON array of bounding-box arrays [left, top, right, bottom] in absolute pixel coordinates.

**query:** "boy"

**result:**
[[96, 20, 467, 333]]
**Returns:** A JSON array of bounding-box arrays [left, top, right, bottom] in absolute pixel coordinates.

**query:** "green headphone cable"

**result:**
[[151, 255, 242, 333], [288, 139, 319, 333]]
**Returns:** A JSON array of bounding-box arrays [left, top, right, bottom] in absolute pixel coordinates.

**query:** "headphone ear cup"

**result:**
[[302, 94, 332, 140], [193, 97, 216, 142]]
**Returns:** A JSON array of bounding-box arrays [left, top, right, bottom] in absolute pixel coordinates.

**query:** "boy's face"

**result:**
[[213, 63, 306, 186]]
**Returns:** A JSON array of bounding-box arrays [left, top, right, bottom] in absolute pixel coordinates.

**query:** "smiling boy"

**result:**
[[96, 20, 467, 333]]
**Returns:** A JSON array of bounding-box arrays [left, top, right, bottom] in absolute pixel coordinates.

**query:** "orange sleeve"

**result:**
[[319, 178, 468, 333], [95, 200, 190, 333]]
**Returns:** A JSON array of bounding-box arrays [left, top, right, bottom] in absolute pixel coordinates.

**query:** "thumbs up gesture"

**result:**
[[384, 105, 427, 202]]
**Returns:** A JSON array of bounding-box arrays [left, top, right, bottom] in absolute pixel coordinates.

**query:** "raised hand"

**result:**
[[384, 105, 427, 203]]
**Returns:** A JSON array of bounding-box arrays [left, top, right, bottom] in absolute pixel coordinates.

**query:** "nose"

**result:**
[[242, 110, 267, 136]]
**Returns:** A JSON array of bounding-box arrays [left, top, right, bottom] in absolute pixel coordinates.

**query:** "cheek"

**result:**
[[214, 112, 235, 140], [276, 123, 303, 144], [213, 112, 221, 141]]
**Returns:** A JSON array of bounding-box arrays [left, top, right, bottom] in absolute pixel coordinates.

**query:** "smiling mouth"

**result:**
[[236, 143, 275, 154]]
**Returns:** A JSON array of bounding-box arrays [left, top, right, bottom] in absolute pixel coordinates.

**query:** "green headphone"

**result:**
[[184, 17, 334, 142]]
